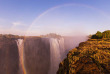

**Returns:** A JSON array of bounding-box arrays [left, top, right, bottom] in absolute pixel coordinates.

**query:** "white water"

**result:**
[[16, 37, 86, 74], [16, 38, 66, 74], [16, 39, 24, 74], [58, 38, 65, 59], [48, 37, 65, 74]]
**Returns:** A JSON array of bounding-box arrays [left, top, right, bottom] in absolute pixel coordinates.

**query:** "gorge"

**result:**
[[0, 34, 87, 74]]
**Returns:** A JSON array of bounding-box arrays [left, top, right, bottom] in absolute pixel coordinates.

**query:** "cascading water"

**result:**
[[16, 36, 87, 74], [48, 38, 62, 74], [58, 38, 65, 59], [16, 37, 66, 74], [16, 39, 26, 74]]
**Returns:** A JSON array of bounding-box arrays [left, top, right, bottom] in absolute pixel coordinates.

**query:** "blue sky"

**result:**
[[0, 0, 110, 36]]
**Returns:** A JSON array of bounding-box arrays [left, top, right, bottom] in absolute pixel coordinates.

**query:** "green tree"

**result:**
[[91, 30, 110, 39], [102, 30, 110, 38], [91, 34, 97, 39], [96, 31, 102, 39]]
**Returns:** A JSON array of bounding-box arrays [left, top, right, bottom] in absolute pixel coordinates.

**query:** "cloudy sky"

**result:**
[[0, 0, 110, 36]]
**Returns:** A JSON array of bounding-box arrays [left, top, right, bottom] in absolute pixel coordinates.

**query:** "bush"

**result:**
[[102, 30, 110, 38], [91, 30, 110, 39]]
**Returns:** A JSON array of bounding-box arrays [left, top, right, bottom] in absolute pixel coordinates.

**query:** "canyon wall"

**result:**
[[0, 37, 19, 74]]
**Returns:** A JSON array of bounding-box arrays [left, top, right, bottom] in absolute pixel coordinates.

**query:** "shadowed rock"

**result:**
[[0, 37, 19, 74], [24, 37, 50, 74]]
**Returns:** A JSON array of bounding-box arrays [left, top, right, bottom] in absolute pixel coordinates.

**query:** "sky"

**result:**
[[0, 0, 110, 36]]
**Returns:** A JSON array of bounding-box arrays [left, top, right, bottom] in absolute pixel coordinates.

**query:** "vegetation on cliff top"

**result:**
[[91, 30, 110, 39], [0, 34, 24, 39]]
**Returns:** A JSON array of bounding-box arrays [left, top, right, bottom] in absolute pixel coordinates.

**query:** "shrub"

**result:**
[[91, 30, 110, 39]]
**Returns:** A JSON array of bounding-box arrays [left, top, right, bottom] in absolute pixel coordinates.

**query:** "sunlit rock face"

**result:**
[[0, 37, 19, 74], [57, 39, 110, 74], [24, 37, 50, 74]]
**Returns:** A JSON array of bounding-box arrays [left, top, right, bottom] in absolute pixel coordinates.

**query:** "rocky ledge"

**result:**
[[57, 39, 110, 74]]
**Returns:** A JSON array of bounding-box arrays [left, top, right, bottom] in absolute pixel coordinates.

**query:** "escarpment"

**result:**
[[57, 39, 110, 74]]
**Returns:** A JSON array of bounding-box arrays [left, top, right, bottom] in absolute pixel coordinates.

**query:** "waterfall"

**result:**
[[16, 39, 26, 74], [16, 37, 66, 74], [2, 35, 87, 74], [48, 37, 65, 74], [58, 38, 65, 59]]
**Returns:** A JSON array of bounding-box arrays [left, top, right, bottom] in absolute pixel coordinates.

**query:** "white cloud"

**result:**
[[12, 21, 25, 26]]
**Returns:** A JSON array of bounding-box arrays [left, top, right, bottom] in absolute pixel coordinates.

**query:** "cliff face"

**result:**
[[24, 37, 50, 74], [0, 37, 19, 74], [57, 39, 110, 74]]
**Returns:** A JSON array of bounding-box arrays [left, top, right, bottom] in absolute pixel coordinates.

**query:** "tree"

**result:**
[[91, 34, 97, 39], [91, 31, 102, 39], [102, 30, 110, 38], [96, 31, 102, 39]]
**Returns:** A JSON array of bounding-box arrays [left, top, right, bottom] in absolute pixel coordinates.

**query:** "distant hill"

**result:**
[[0, 34, 24, 39], [40, 33, 61, 38]]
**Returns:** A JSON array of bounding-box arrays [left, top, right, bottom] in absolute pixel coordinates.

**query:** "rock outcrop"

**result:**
[[57, 39, 110, 74]]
